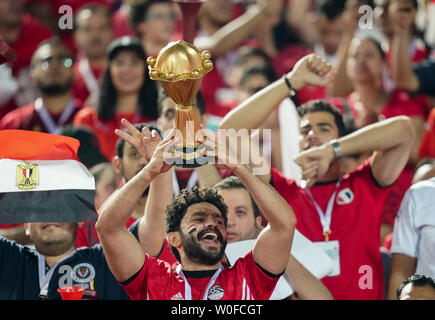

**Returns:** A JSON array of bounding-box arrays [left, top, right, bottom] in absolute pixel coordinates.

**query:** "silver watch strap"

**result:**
[[330, 139, 344, 162]]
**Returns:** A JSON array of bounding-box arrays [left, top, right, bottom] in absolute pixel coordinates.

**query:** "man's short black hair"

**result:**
[[240, 64, 278, 88], [166, 187, 228, 233], [157, 88, 206, 118], [165, 187, 228, 261], [115, 123, 161, 158], [396, 274, 435, 300], [407, 0, 418, 9], [297, 100, 346, 137], [234, 46, 271, 68], [60, 125, 107, 168], [317, 0, 346, 21], [129, 0, 173, 32], [31, 37, 73, 67], [214, 176, 260, 218]]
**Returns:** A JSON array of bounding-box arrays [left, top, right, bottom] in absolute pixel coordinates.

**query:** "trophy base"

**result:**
[[171, 144, 212, 168]]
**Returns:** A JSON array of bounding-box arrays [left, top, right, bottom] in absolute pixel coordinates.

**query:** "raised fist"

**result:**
[[286, 54, 335, 91]]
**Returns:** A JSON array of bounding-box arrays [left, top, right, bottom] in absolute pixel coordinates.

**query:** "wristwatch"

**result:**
[[330, 139, 344, 162]]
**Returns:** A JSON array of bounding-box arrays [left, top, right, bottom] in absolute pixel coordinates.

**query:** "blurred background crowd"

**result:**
[[0, 0, 434, 300]]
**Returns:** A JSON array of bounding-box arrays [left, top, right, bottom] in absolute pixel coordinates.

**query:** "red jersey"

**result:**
[[0, 224, 23, 230], [76, 221, 99, 248], [121, 251, 279, 300], [157, 240, 179, 267], [200, 64, 234, 118], [271, 161, 390, 300], [343, 89, 424, 228], [72, 59, 104, 105], [345, 89, 426, 123], [0, 14, 53, 119], [112, 6, 136, 39], [271, 45, 313, 78], [76, 216, 136, 249], [0, 99, 82, 132], [73, 107, 156, 161], [9, 14, 53, 77], [419, 108, 435, 158]]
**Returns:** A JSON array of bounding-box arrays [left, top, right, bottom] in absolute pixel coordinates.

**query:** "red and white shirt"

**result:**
[[72, 58, 104, 105], [121, 251, 279, 300], [271, 160, 391, 300], [73, 107, 156, 161], [0, 98, 82, 133]]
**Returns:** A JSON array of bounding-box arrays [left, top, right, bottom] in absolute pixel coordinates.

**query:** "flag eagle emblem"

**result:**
[[16, 161, 39, 190]]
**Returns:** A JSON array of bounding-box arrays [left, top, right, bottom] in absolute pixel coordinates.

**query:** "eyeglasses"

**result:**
[[144, 12, 177, 22], [39, 56, 74, 70]]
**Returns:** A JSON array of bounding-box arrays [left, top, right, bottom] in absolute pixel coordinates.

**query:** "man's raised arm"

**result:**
[[233, 164, 297, 275], [295, 116, 415, 188], [218, 54, 334, 183], [96, 129, 178, 282], [219, 54, 334, 132]]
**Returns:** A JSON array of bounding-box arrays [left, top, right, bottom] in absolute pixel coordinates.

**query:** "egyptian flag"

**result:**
[[0, 130, 98, 223]]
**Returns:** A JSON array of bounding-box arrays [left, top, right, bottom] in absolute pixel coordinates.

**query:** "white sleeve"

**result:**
[[390, 189, 419, 257], [0, 64, 17, 105]]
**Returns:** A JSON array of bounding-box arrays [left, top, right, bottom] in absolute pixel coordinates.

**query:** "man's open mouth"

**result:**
[[197, 228, 223, 247]]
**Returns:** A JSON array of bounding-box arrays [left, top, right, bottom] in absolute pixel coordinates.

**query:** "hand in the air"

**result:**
[[115, 118, 161, 162], [287, 54, 336, 91]]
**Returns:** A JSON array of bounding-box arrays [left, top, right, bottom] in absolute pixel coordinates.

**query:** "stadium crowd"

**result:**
[[0, 0, 434, 300]]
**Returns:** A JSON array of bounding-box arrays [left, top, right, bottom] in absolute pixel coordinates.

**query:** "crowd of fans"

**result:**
[[0, 0, 434, 300]]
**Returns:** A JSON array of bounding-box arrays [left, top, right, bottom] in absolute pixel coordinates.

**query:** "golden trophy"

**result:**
[[147, 0, 213, 168]]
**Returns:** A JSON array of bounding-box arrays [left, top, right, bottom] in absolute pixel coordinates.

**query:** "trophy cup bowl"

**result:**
[[147, 40, 213, 168]]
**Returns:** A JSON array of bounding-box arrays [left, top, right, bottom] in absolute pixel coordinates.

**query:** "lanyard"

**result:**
[[34, 98, 76, 134], [176, 264, 223, 300], [305, 180, 341, 241], [37, 250, 77, 298], [172, 168, 198, 195], [78, 58, 100, 94]]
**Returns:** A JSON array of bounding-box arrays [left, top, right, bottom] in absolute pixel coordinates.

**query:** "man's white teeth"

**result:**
[[202, 232, 217, 241]]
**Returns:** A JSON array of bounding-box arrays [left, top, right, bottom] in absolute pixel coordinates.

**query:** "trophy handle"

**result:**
[[174, 0, 205, 44]]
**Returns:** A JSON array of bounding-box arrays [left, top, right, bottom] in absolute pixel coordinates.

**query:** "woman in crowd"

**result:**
[[74, 36, 159, 160], [342, 34, 425, 243]]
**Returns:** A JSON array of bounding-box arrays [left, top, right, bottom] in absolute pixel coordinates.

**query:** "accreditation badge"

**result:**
[[315, 240, 340, 277]]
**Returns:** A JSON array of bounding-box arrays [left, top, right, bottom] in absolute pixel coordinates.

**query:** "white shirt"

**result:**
[[0, 64, 17, 105], [391, 177, 435, 277]]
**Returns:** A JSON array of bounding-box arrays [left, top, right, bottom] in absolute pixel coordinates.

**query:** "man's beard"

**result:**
[[32, 225, 77, 257], [39, 79, 73, 96], [180, 227, 226, 266]]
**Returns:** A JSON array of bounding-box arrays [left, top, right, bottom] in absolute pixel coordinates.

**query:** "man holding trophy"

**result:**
[[96, 0, 337, 301]]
